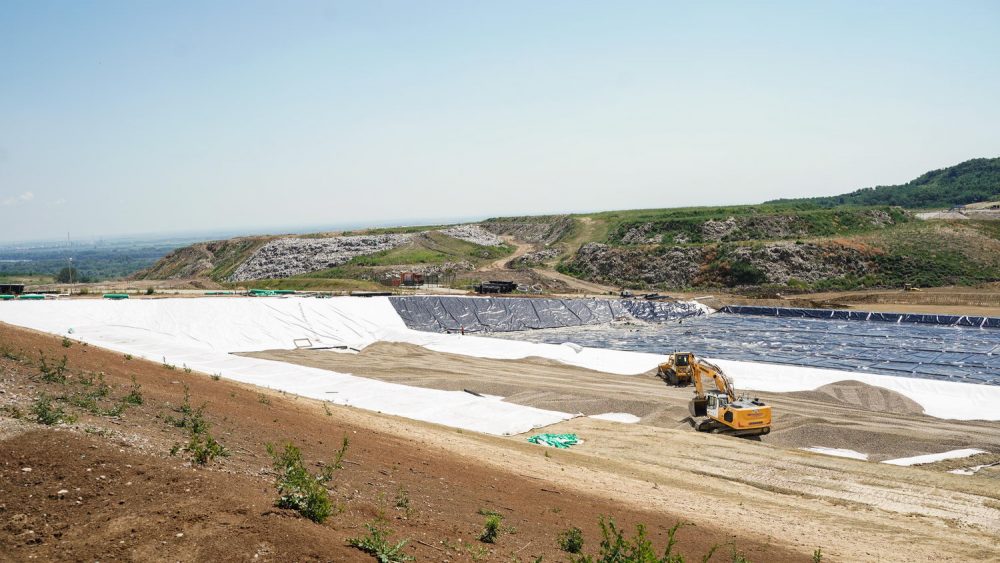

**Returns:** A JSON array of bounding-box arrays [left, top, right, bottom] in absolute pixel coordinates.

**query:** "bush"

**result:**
[[559, 526, 585, 554], [31, 394, 76, 425], [124, 375, 143, 405], [348, 521, 414, 562], [184, 431, 228, 465], [38, 352, 68, 384], [266, 437, 348, 523]]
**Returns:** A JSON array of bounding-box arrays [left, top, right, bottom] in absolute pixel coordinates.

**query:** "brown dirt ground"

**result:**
[[239, 342, 1000, 561], [0, 324, 801, 562]]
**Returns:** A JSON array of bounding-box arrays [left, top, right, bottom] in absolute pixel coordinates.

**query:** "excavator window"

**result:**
[[675, 355, 690, 366]]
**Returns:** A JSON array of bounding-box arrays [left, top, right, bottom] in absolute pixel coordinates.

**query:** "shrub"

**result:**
[[559, 526, 585, 554], [145, 287, 155, 295], [479, 513, 504, 543], [266, 437, 348, 523], [38, 352, 68, 384], [31, 394, 76, 425], [61, 337, 72, 348], [184, 431, 228, 465], [124, 375, 143, 405], [348, 521, 414, 562]]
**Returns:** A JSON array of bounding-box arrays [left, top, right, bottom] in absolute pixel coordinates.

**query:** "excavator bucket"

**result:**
[[689, 397, 708, 418]]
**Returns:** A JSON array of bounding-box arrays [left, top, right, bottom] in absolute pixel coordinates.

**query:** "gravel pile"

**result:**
[[439, 225, 504, 246], [229, 235, 411, 281]]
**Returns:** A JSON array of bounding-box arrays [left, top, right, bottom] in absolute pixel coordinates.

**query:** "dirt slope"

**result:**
[[0, 324, 800, 562]]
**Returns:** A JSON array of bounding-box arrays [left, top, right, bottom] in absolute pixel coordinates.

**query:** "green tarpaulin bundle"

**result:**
[[527, 433, 579, 448]]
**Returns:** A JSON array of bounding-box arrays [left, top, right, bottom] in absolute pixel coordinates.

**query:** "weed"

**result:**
[[145, 287, 155, 295], [569, 518, 690, 563], [558, 526, 584, 554], [183, 364, 192, 374], [184, 431, 229, 465], [812, 548, 823, 563], [124, 354, 133, 361], [124, 375, 143, 405], [479, 513, 504, 544], [38, 352, 68, 384], [61, 336, 72, 348], [162, 357, 175, 370], [394, 486, 410, 510], [266, 437, 349, 523], [1, 345, 23, 361], [211, 373, 221, 381], [31, 394, 76, 425], [348, 521, 414, 562], [169, 443, 181, 456], [258, 393, 271, 405], [323, 401, 332, 416]]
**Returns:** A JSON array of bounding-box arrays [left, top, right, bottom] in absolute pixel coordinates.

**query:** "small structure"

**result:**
[[475, 280, 518, 294], [390, 272, 425, 287], [0, 283, 25, 296]]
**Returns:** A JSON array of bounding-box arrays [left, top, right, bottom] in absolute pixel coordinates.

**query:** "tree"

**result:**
[[56, 266, 79, 283]]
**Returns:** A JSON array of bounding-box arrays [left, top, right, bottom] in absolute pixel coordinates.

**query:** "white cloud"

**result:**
[[2, 191, 34, 206], [52, 198, 67, 206]]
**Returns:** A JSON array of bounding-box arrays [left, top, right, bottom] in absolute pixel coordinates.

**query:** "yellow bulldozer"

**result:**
[[659, 352, 771, 437]]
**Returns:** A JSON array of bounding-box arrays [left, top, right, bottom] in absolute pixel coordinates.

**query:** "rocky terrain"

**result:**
[[507, 248, 560, 269], [439, 225, 504, 246], [480, 215, 574, 244], [612, 209, 903, 245], [230, 234, 412, 281], [565, 241, 880, 288]]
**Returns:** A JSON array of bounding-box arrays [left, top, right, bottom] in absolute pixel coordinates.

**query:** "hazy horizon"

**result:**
[[3, 1, 998, 241]]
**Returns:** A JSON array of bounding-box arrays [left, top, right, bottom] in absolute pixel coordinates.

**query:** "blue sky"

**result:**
[[1, 1, 998, 240]]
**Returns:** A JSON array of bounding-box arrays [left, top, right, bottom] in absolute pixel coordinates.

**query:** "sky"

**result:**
[[1, 1, 998, 241]]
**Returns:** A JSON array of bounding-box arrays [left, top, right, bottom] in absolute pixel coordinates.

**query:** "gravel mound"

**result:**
[[230, 235, 411, 281], [786, 380, 924, 415]]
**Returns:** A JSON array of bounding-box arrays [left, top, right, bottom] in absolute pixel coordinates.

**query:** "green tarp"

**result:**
[[527, 433, 579, 449]]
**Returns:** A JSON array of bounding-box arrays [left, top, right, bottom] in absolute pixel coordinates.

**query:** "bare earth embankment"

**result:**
[[0, 324, 799, 562], [4, 325, 1000, 561]]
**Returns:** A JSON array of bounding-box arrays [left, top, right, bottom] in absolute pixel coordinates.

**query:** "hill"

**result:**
[[767, 157, 1000, 209], [130, 159, 1000, 293]]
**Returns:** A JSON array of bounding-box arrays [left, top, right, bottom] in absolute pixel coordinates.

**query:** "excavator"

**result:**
[[659, 352, 771, 437]]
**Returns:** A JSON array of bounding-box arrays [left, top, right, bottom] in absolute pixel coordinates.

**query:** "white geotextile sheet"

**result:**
[[3, 296, 999, 423], [882, 448, 986, 466], [0, 297, 573, 435], [801, 447, 869, 461], [380, 325, 1000, 420]]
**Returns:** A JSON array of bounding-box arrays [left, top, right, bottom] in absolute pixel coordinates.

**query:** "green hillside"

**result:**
[[767, 157, 1000, 209]]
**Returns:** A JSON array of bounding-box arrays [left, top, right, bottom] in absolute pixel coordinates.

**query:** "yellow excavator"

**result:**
[[659, 353, 771, 437]]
